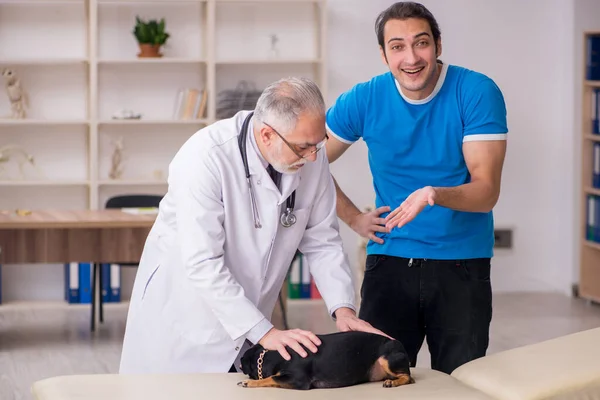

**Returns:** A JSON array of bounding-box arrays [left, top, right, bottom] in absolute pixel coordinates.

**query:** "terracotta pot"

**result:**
[[137, 43, 162, 58]]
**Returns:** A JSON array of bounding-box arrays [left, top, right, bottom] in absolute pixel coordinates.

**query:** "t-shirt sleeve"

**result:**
[[462, 76, 508, 142], [325, 83, 367, 144]]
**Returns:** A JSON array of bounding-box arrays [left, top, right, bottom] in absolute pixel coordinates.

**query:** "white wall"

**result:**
[[1, 0, 593, 301]]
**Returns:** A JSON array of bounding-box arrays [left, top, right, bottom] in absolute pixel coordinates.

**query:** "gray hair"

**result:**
[[253, 77, 325, 135]]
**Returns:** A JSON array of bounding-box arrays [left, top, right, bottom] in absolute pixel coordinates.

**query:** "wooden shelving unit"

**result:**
[[0, 0, 327, 210], [579, 31, 600, 303]]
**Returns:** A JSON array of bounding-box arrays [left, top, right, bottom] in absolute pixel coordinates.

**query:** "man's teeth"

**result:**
[[403, 67, 424, 74]]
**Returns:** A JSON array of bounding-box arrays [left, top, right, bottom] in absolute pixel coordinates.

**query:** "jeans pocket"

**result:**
[[464, 258, 491, 282], [365, 254, 386, 273]]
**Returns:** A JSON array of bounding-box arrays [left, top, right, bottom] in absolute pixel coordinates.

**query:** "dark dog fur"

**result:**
[[238, 331, 415, 390]]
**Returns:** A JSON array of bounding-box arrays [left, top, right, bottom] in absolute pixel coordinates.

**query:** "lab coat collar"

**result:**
[[245, 114, 300, 204]]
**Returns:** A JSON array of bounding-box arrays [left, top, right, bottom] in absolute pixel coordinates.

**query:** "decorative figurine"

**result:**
[[112, 108, 142, 120], [109, 137, 124, 180], [2, 68, 29, 119], [0, 144, 37, 180], [269, 34, 280, 58]]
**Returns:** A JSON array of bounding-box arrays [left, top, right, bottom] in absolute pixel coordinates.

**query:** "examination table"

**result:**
[[31, 326, 600, 400]]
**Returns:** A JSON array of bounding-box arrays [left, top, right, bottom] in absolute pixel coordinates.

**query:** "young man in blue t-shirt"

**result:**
[[326, 2, 508, 374]]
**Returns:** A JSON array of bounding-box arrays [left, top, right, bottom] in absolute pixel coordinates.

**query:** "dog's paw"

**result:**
[[237, 380, 249, 388], [383, 379, 393, 388]]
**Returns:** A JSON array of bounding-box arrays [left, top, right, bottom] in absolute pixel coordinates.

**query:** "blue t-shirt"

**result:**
[[326, 63, 508, 260]]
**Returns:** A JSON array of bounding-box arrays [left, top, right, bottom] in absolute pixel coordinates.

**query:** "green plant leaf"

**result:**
[[132, 16, 169, 45]]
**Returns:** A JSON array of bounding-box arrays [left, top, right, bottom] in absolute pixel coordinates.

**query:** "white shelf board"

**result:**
[[216, 0, 323, 3], [0, 58, 88, 66], [98, 119, 209, 126], [98, 0, 207, 4], [98, 180, 167, 186], [98, 58, 206, 65], [0, 0, 84, 4], [216, 58, 322, 65], [0, 180, 89, 186], [0, 119, 89, 127]]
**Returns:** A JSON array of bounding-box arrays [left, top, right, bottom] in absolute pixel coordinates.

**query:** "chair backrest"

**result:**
[[105, 194, 163, 209]]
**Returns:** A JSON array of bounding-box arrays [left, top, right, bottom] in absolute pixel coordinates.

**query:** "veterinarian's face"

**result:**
[[263, 111, 326, 174]]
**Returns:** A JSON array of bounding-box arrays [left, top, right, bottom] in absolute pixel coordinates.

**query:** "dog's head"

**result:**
[[240, 343, 273, 380]]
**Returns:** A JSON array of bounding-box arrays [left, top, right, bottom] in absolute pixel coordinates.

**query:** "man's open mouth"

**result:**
[[402, 67, 424, 75]]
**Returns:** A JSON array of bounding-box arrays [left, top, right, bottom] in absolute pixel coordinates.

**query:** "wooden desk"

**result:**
[[0, 209, 156, 330]]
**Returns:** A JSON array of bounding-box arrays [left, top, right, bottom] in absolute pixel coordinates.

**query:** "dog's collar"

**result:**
[[257, 349, 268, 380]]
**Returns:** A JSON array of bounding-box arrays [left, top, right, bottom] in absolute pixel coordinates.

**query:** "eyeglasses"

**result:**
[[263, 122, 328, 160]]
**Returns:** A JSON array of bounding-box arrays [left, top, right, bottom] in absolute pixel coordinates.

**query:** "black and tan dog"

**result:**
[[238, 331, 415, 390]]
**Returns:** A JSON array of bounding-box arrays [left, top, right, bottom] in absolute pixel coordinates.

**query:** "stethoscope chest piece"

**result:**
[[280, 208, 296, 228]]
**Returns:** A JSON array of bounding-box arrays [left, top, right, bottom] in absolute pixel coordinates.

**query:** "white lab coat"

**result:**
[[119, 110, 356, 374]]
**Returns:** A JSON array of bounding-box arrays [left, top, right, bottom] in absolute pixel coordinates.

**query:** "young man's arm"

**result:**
[[433, 139, 507, 212], [327, 136, 390, 243]]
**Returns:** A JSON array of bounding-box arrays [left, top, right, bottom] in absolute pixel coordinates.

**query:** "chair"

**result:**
[[91, 194, 162, 331]]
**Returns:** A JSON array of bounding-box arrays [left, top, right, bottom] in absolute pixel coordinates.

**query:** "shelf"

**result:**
[[0, 180, 89, 187], [98, 119, 209, 126], [0, 58, 88, 66], [584, 240, 600, 252], [585, 80, 600, 88], [0, 0, 84, 4], [216, 58, 322, 65], [216, 0, 324, 3], [585, 187, 600, 196], [0, 119, 89, 127], [98, 0, 207, 3], [585, 134, 600, 142], [98, 58, 206, 65], [98, 180, 167, 186]]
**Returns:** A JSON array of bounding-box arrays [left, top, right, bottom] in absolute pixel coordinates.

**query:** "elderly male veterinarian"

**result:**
[[119, 77, 386, 374]]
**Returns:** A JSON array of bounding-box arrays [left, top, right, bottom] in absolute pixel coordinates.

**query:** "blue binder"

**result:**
[[594, 143, 600, 189], [592, 89, 600, 134], [587, 35, 600, 81], [64, 262, 80, 304], [78, 262, 92, 304]]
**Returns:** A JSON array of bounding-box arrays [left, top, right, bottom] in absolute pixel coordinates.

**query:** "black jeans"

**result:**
[[359, 255, 493, 374]]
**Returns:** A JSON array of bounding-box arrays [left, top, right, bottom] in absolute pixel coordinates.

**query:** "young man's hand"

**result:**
[[259, 328, 322, 361], [385, 186, 436, 231]]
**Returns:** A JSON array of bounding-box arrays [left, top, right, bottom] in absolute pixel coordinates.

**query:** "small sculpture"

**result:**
[[2, 68, 29, 119], [268, 34, 280, 58], [109, 137, 124, 180], [112, 108, 142, 120], [0, 144, 38, 180]]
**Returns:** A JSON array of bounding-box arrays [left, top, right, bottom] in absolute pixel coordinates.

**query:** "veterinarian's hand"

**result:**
[[334, 308, 393, 339], [385, 186, 436, 231], [349, 206, 391, 244], [259, 328, 322, 361]]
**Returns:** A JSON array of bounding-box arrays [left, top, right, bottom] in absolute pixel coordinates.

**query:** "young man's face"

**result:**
[[380, 17, 442, 100]]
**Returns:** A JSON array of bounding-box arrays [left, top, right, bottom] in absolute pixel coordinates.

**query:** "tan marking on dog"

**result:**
[[238, 373, 294, 389], [379, 357, 415, 388], [369, 356, 389, 381]]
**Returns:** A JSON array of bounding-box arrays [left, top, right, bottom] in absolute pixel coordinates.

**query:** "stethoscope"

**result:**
[[238, 112, 296, 229]]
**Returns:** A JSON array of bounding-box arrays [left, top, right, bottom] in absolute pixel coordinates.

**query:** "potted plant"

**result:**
[[132, 16, 170, 58]]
